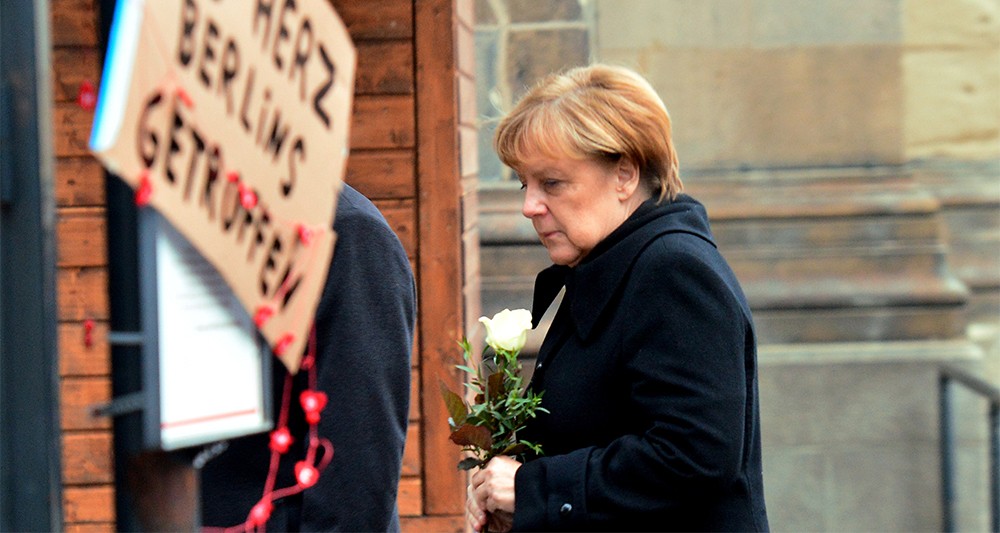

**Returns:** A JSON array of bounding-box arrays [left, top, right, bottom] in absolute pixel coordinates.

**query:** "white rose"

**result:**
[[479, 308, 533, 353]]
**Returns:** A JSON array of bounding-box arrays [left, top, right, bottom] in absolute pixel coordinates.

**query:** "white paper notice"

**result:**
[[155, 215, 270, 450]]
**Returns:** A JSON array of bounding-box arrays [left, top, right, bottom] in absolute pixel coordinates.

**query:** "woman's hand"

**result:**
[[466, 493, 512, 533], [466, 456, 521, 532]]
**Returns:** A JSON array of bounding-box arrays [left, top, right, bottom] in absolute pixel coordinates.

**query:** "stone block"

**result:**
[[758, 341, 984, 447], [733, 46, 904, 168], [595, 0, 753, 49], [730, 246, 950, 287], [596, 0, 902, 53], [709, 213, 941, 253], [904, 0, 1000, 47], [752, 0, 901, 46], [601, 46, 904, 169], [753, 303, 968, 344], [761, 443, 976, 531], [903, 49, 1000, 159], [757, 343, 989, 531], [826, 445, 940, 531], [760, 354, 930, 447], [971, 324, 1000, 386], [938, 205, 1000, 294], [596, 48, 744, 169], [759, 447, 829, 531], [821, 441, 987, 532]]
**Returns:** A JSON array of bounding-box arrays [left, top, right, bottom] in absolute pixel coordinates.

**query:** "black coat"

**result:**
[[513, 196, 769, 532], [200, 184, 416, 531]]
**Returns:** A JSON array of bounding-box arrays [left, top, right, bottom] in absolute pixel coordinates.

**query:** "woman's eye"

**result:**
[[519, 182, 527, 190], [543, 180, 561, 190]]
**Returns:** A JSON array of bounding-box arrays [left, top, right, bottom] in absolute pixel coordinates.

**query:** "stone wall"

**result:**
[[595, 0, 906, 171], [477, 0, 1000, 171], [474, 2, 998, 531], [903, 0, 1000, 161]]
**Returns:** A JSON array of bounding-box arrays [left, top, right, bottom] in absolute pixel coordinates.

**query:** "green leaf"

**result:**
[[448, 423, 494, 450], [462, 381, 483, 396], [439, 381, 468, 427], [457, 457, 483, 471], [520, 440, 544, 455]]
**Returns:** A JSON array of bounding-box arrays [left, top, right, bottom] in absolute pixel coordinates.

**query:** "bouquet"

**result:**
[[440, 308, 547, 471]]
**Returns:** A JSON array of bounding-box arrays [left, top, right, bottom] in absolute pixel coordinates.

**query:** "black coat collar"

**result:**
[[531, 195, 716, 341]]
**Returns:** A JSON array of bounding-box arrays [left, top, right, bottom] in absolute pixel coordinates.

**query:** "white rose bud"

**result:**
[[479, 308, 533, 353]]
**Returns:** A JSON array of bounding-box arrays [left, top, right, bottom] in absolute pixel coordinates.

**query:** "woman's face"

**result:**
[[517, 153, 645, 267]]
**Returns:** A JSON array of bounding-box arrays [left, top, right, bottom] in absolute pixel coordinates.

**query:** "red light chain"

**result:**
[[204, 326, 332, 533]]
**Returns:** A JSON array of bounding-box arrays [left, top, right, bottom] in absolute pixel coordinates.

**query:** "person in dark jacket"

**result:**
[[200, 183, 415, 531], [467, 64, 769, 532]]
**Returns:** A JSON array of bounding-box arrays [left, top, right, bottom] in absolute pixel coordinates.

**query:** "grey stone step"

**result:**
[[913, 166, 1000, 327], [757, 339, 989, 531], [481, 222, 958, 283], [478, 169, 975, 344], [484, 270, 969, 344]]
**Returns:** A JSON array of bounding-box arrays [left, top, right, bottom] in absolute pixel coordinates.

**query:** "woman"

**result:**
[[467, 64, 769, 532]]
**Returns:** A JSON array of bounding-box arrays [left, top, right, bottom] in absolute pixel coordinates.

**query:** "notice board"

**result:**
[[91, 0, 356, 449]]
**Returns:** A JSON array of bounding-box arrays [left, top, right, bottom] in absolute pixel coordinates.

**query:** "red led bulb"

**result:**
[[295, 461, 319, 488], [249, 499, 272, 527], [269, 427, 293, 454], [300, 390, 328, 425]]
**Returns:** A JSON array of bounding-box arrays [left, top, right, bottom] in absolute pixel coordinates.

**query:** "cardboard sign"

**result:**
[[91, 0, 356, 373]]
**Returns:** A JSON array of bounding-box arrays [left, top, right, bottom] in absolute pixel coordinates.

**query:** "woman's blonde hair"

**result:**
[[494, 63, 682, 202]]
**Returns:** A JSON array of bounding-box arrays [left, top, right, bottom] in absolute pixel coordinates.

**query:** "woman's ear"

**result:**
[[615, 158, 641, 201]]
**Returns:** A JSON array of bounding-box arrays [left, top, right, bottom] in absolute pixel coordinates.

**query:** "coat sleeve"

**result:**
[[299, 192, 416, 532], [513, 236, 753, 530]]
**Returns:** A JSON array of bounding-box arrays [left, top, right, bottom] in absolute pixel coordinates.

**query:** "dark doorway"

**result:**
[[0, 1, 63, 531]]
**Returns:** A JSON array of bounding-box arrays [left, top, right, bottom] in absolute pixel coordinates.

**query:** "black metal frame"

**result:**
[[95, 1, 148, 528], [939, 363, 1000, 533], [0, 0, 63, 530]]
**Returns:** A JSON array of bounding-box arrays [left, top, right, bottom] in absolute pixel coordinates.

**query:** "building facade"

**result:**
[[2, 0, 997, 531], [475, 1, 998, 531]]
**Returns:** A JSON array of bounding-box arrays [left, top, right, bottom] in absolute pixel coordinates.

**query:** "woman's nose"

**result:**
[[522, 188, 546, 218]]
